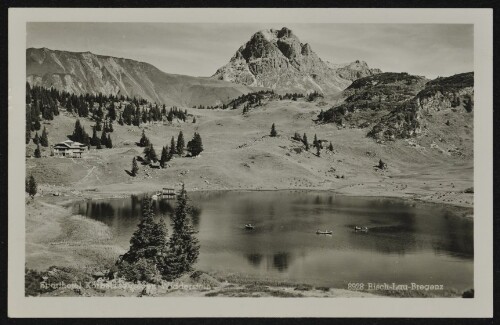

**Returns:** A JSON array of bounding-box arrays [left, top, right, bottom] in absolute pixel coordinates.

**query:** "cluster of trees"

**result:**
[[90, 127, 113, 149], [71, 119, 113, 149], [228, 90, 275, 109], [121, 104, 188, 126], [71, 120, 90, 146], [31, 127, 49, 147], [115, 186, 199, 283], [306, 91, 324, 102], [279, 93, 305, 101], [292, 132, 310, 150], [242, 104, 251, 114], [186, 132, 203, 157], [27, 84, 193, 134], [133, 130, 203, 173], [291, 132, 333, 155], [195, 104, 219, 110]]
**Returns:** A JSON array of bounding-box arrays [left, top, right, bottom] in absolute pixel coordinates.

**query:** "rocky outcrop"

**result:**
[[316, 71, 474, 142], [212, 27, 381, 94], [368, 72, 474, 141], [26, 48, 258, 107]]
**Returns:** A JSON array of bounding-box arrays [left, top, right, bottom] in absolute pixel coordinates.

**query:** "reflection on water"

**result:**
[[72, 190, 473, 291]]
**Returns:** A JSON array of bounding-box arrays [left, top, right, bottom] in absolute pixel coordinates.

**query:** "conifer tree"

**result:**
[[160, 146, 168, 168], [95, 119, 102, 132], [118, 197, 169, 283], [328, 142, 334, 152], [170, 136, 177, 156], [192, 117, 196, 123], [313, 134, 319, 149], [165, 144, 172, 162], [316, 145, 321, 157], [187, 132, 204, 157], [165, 184, 200, 278], [108, 102, 117, 121], [270, 123, 277, 137], [144, 144, 157, 162], [139, 129, 150, 147], [72, 119, 88, 143], [303, 133, 309, 151], [118, 113, 124, 126], [27, 175, 37, 197], [34, 144, 41, 158], [176, 131, 185, 156], [40, 127, 49, 147], [91, 127, 99, 147], [106, 134, 113, 148], [33, 132, 40, 145], [26, 129, 31, 145], [100, 131, 108, 149], [131, 157, 138, 176]]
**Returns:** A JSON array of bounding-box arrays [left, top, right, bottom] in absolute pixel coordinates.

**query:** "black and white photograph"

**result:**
[[7, 7, 493, 318]]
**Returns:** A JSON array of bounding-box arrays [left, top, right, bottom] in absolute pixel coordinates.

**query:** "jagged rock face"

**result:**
[[26, 48, 258, 107], [316, 71, 474, 142], [212, 27, 381, 94], [368, 72, 474, 141], [415, 72, 474, 112]]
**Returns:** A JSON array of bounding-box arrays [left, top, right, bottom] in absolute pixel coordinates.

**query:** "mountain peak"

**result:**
[[212, 27, 381, 94]]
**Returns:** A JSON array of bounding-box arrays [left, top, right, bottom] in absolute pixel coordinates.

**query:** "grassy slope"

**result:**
[[27, 97, 473, 208]]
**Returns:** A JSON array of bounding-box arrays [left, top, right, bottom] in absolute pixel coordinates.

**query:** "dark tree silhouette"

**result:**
[[270, 123, 277, 137], [131, 157, 139, 176]]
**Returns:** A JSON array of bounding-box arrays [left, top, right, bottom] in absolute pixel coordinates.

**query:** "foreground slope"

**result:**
[[27, 47, 259, 107]]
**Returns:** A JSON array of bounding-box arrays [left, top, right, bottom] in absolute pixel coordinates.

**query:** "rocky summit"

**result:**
[[212, 27, 381, 95]]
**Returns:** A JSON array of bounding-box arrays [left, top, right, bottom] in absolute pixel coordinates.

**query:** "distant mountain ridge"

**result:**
[[26, 47, 259, 107], [211, 27, 381, 94]]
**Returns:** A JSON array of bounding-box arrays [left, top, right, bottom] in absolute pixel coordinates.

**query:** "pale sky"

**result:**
[[27, 23, 473, 79]]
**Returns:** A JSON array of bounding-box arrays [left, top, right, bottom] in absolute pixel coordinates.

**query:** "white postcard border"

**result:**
[[8, 8, 493, 318]]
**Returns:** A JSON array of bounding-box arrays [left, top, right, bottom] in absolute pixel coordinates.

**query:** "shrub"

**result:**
[[116, 259, 163, 284]]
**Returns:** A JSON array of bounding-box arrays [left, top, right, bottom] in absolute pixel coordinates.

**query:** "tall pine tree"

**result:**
[[34, 144, 41, 158], [165, 184, 200, 278], [27, 175, 37, 197], [187, 132, 203, 157], [117, 197, 169, 283], [169, 136, 177, 156], [40, 127, 49, 147], [131, 157, 138, 176], [176, 131, 185, 156], [160, 146, 168, 168], [303, 133, 309, 151]]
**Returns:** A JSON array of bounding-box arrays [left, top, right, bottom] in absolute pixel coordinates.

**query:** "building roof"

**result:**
[[54, 140, 86, 149]]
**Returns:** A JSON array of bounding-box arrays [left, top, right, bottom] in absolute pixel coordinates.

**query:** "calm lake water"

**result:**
[[72, 191, 473, 292]]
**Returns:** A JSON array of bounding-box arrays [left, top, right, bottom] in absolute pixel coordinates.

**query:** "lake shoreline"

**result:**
[[38, 182, 474, 216], [26, 187, 473, 298]]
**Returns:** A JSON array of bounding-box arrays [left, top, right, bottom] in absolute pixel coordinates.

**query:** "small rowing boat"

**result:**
[[354, 226, 368, 232], [245, 224, 255, 230], [316, 230, 332, 235]]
